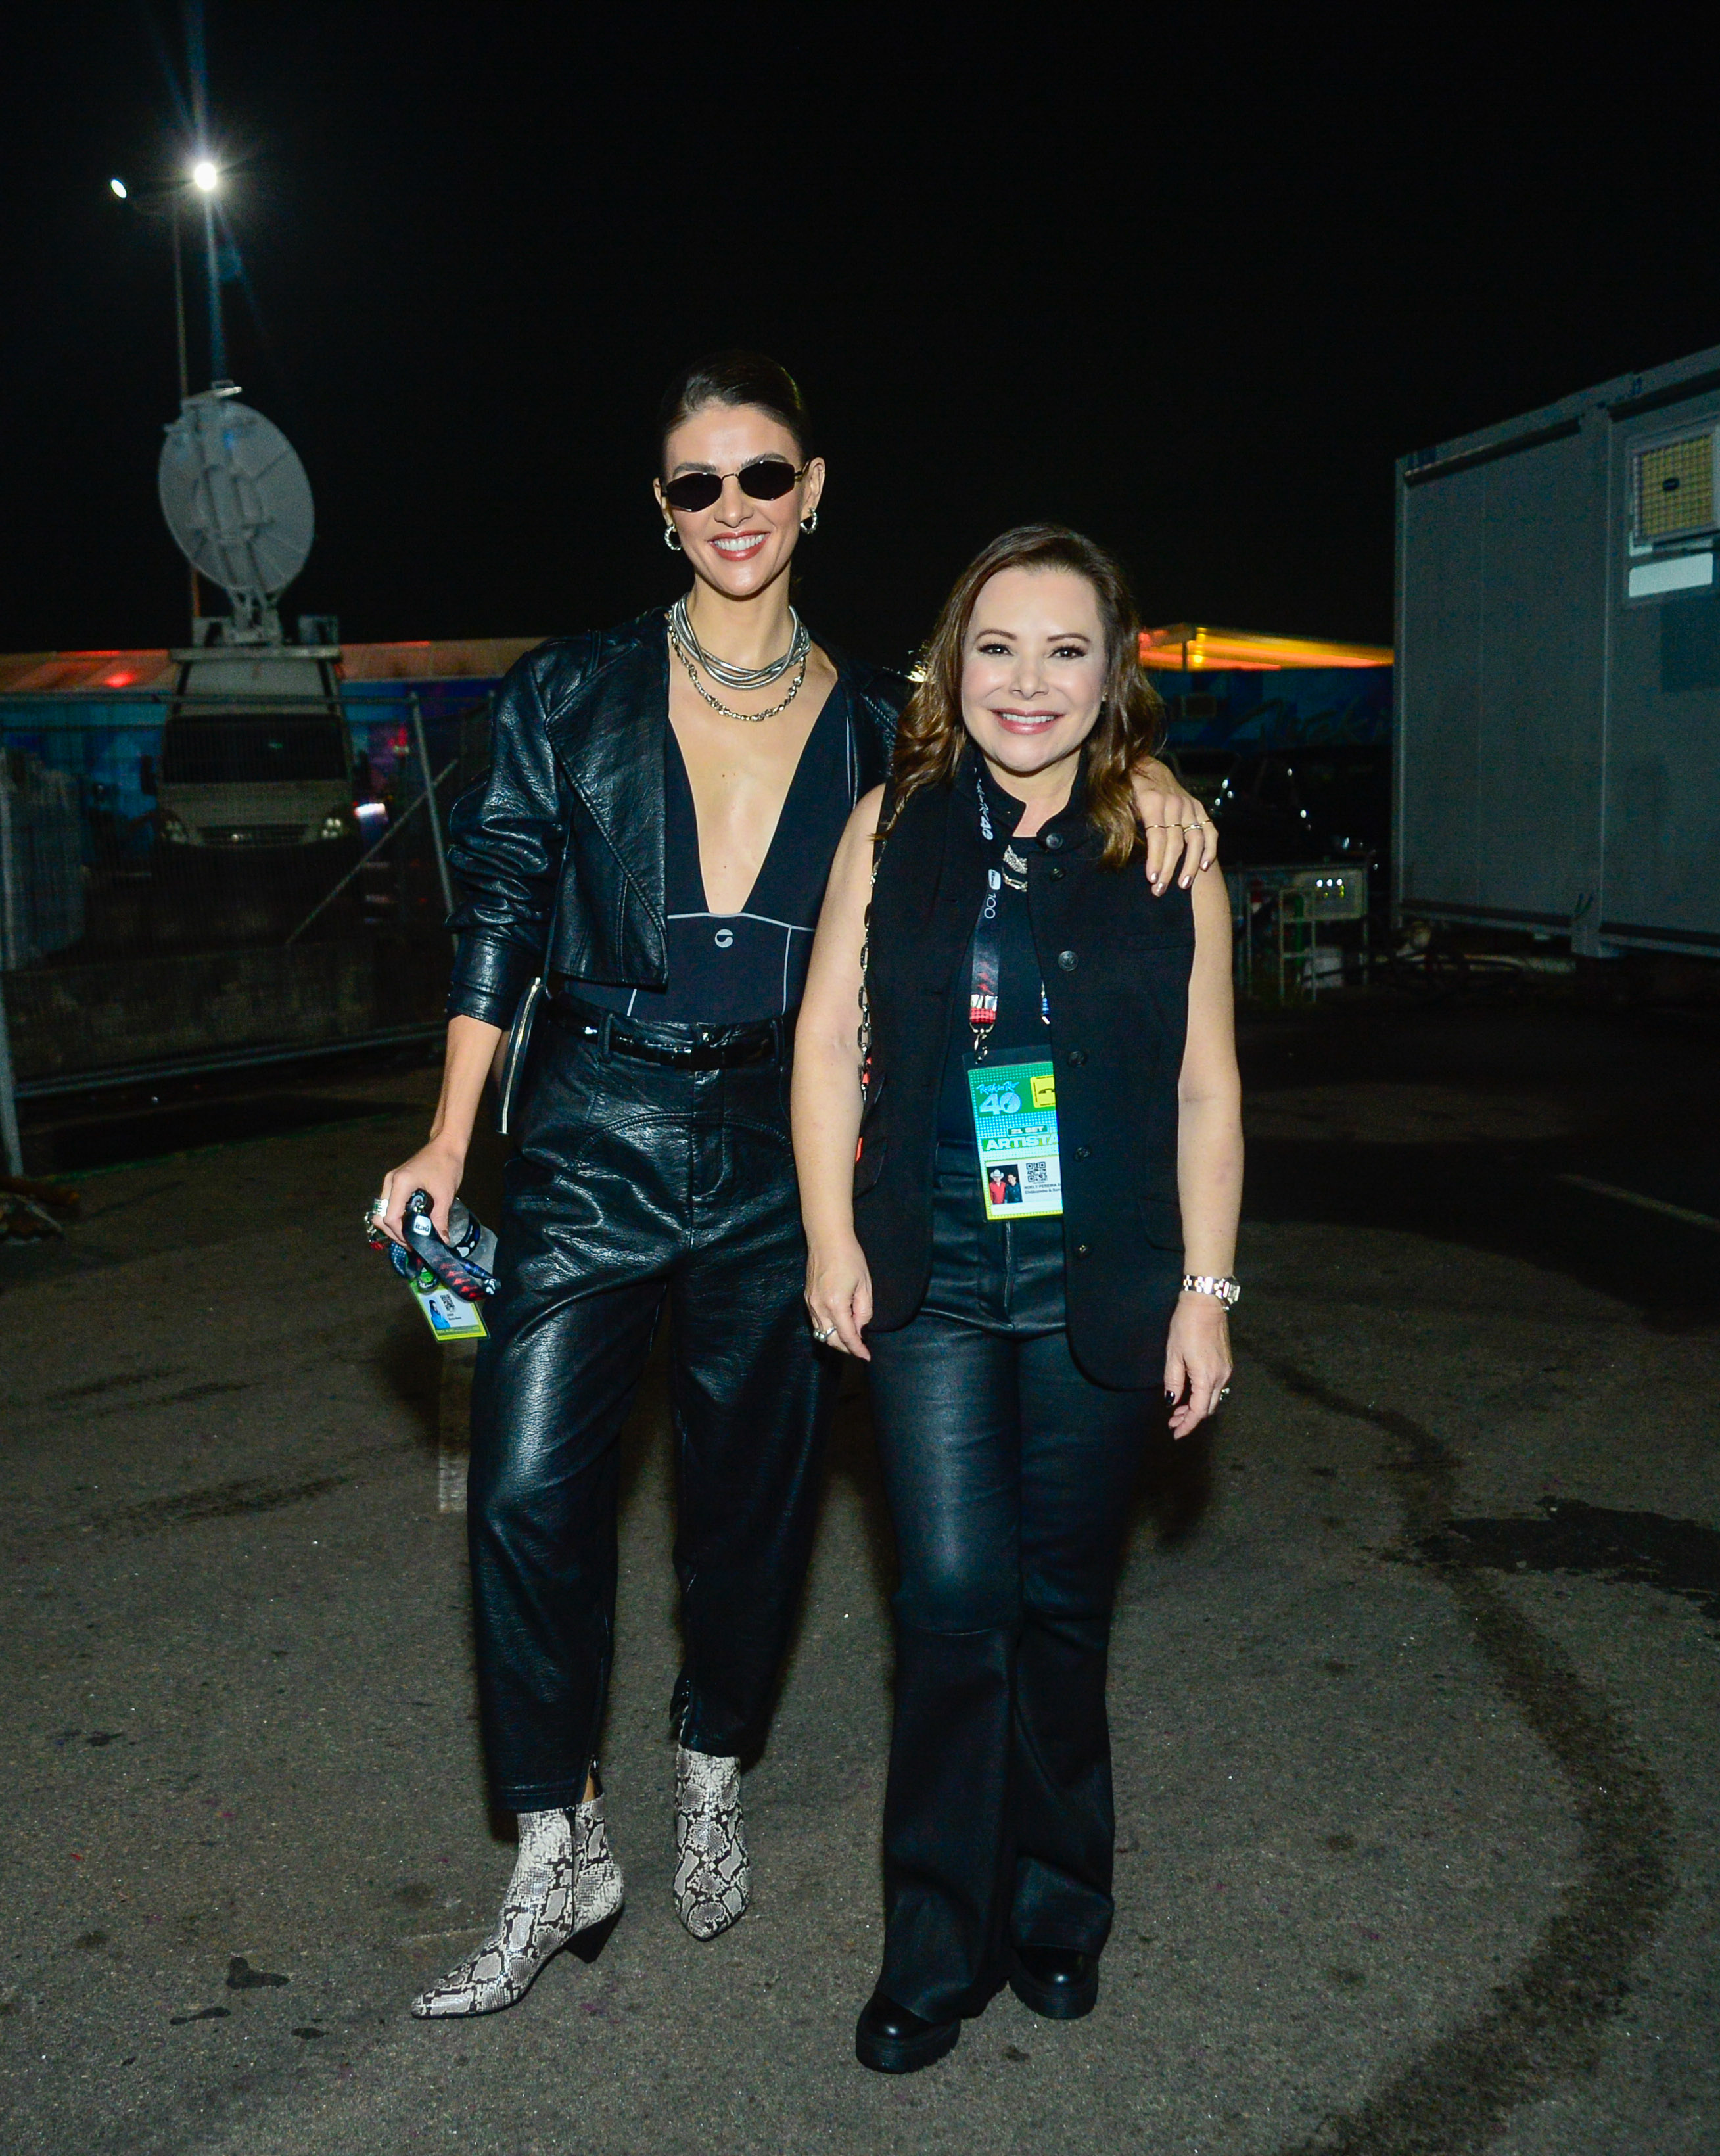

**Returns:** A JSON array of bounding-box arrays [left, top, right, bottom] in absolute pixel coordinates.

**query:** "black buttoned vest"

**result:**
[[855, 757, 1196, 1388]]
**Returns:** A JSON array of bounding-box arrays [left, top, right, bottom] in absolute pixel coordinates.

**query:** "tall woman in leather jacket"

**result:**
[[373, 357, 1215, 2021], [795, 525, 1243, 2073]]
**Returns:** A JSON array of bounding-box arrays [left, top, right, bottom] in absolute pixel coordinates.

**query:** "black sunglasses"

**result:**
[[662, 457, 808, 514]]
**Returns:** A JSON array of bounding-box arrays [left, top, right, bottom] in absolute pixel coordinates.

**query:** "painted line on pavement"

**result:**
[[437, 1444, 468, 1514], [1555, 1174, 1720, 1234]]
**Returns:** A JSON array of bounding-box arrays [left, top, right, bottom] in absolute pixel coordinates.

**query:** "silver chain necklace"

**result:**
[[670, 622, 808, 722], [668, 594, 809, 690]]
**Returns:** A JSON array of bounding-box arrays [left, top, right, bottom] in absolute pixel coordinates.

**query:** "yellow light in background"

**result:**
[[191, 159, 218, 193], [1139, 623, 1393, 670]]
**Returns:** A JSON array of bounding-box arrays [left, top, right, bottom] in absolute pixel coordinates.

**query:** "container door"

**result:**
[[1603, 393, 1720, 956], [1398, 421, 1606, 940]]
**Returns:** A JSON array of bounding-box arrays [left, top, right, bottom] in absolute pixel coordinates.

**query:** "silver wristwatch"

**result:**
[[1181, 1273, 1241, 1309]]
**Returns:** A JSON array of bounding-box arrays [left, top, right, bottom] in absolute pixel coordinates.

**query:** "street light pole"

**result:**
[[170, 194, 189, 401], [191, 158, 225, 383], [199, 195, 227, 381], [112, 159, 226, 628], [169, 193, 198, 621]]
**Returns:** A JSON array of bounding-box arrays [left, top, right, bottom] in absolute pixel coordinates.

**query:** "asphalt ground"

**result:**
[[1, 989, 1716, 2155]]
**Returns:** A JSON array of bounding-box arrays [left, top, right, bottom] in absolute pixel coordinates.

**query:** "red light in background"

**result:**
[[103, 670, 137, 687]]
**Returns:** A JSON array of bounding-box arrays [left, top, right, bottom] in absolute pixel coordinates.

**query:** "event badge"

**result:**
[[411, 1271, 488, 1341], [967, 1055, 1063, 1219]]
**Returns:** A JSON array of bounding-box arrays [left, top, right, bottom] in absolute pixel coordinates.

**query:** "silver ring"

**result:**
[[1219, 1386, 1232, 1400], [814, 1324, 837, 1343]]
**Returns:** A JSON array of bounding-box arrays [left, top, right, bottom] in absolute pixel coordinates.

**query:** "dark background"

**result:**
[[7, 3, 1720, 662]]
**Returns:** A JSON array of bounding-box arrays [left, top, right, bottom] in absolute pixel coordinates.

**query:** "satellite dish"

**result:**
[[158, 387, 315, 634]]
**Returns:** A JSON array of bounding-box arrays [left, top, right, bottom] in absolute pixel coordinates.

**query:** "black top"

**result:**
[[935, 763, 1054, 1143], [578, 678, 855, 1025], [852, 749, 1197, 1390], [442, 611, 906, 1030]]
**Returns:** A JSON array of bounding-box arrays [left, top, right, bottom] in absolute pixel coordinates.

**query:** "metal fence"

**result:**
[[0, 682, 497, 1120], [0, 680, 1391, 1172]]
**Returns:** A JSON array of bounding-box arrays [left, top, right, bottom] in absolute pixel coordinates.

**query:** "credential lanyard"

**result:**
[[968, 770, 1048, 1064]]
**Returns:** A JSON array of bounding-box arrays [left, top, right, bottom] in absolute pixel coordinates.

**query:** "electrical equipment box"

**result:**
[[1286, 866, 1368, 921]]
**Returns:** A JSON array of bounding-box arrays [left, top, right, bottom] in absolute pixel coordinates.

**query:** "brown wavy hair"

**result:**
[[889, 523, 1164, 868]]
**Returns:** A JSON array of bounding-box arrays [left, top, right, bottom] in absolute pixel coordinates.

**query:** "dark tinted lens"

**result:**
[[738, 459, 799, 500], [663, 471, 723, 512]]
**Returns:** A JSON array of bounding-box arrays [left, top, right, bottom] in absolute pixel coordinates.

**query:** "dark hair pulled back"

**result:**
[[655, 350, 812, 473]]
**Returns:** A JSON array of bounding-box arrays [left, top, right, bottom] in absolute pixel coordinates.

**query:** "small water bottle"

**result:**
[[446, 1200, 498, 1278]]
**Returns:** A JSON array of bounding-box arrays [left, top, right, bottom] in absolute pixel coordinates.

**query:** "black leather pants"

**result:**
[[864, 1148, 1153, 2021], [467, 1009, 837, 1812]]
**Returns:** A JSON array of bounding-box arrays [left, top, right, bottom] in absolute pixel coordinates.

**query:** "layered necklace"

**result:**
[[668, 593, 811, 722]]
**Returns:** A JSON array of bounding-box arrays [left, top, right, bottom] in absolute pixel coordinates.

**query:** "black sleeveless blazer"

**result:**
[[855, 761, 1196, 1389]]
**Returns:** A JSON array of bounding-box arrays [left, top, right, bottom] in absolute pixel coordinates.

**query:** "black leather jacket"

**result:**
[[445, 609, 908, 1027]]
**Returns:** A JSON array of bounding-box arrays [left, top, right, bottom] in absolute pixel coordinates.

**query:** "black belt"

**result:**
[[551, 995, 789, 1071]]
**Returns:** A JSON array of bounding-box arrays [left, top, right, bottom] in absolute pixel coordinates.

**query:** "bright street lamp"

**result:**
[[191, 159, 218, 193], [109, 177, 128, 199]]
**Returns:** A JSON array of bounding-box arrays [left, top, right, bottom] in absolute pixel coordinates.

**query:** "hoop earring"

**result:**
[[663, 524, 683, 552], [799, 510, 819, 536]]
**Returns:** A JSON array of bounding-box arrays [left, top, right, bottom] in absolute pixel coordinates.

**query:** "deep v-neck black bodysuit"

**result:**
[[577, 678, 857, 1025]]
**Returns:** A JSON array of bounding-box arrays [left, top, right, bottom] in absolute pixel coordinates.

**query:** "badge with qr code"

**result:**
[[411, 1273, 488, 1341], [967, 1054, 1063, 1219]]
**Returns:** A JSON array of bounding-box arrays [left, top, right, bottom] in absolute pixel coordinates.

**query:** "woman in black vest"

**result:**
[[795, 525, 1243, 2072], [372, 359, 1216, 2021]]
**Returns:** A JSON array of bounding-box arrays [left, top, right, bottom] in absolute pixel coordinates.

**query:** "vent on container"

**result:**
[[1632, 431, 1718, 546]]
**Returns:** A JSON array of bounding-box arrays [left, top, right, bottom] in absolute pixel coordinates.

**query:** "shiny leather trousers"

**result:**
[[864, 1149, 1154, 2022], [468, 1014, 837, 1812]]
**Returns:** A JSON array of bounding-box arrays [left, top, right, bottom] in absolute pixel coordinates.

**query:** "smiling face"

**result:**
[[654, 402, 825, 601], [958, 565, 1110, 791]]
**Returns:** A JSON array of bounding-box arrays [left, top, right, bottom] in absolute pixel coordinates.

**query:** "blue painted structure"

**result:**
[[1158, 665, 1393, 753]]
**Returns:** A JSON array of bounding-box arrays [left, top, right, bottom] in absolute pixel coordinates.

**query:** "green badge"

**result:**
[[411, 1269, 488, 1341], [967, 1056, 1063, 1219]]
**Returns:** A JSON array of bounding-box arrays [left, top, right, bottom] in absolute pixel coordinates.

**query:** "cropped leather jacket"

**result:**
[[445, 609, 908, 1027]]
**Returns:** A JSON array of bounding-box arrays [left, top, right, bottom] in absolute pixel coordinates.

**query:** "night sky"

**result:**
[[9, 5, 1720, 663]]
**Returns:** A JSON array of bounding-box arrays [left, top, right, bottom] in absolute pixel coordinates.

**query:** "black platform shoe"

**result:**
[[855, 1987, 961, 2073], [1008, 1942, 1099, 2020]]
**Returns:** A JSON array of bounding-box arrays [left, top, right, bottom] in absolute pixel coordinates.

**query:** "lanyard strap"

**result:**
[[969, 769, 1050, 1061], [969, 874, 1002, 1058], [969, 770, 1001, 1056]]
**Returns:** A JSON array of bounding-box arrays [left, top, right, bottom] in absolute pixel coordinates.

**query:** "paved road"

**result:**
[[2, 994, 1715, 2154]]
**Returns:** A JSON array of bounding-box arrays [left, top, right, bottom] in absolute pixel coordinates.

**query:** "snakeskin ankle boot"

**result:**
[[410, 1794, 624, 2018], [673, 1745, 749, 1940]]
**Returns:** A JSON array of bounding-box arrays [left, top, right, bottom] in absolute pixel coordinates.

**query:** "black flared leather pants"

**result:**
[[864, 1148, 1161, 2022], [468, 1010, 837, 1812]]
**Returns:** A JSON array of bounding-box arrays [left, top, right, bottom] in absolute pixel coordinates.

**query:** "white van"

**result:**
[[153, 643, 355, 858]]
